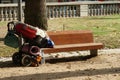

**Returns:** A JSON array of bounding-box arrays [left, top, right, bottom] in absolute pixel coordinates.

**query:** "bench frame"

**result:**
[[41, 30, 104, 63]]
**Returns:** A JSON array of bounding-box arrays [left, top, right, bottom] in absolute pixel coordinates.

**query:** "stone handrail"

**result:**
[[0, 1, 120, 21]]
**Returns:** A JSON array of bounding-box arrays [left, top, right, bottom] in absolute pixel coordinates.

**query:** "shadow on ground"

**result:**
[[0, 55, 93, 68], [0, 61, 17, 68], [0, 55, 120, 80], [1, 66, 120, 80], [0, 38, 4, 41]]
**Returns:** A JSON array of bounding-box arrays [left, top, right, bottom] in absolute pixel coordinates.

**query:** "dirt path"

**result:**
[[0, 53, 120, 80]]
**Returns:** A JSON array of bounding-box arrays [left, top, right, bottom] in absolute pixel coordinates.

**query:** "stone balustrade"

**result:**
[[0, 1, 120, 21]]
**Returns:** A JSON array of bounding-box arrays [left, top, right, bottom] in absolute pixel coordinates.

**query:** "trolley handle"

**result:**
[[7, 21, 16, 31]]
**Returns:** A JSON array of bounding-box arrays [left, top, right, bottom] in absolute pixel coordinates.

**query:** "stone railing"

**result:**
[[0, 3, 25, 21], [0, 1, 120, 21]]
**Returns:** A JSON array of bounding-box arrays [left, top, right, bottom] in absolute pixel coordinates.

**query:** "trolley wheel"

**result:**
[[21, 55, 32, 67], [12, 52, 22, 65], [31, 62, 39, 67]]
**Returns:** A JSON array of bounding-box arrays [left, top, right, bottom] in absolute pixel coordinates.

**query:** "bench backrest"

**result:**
[[47, 30, 94, 45]]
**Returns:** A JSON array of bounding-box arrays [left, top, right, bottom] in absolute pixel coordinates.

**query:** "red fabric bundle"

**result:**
[[15, 23, 36, 39]]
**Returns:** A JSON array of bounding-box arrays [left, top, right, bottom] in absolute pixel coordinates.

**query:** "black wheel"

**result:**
[[12, 52, 22, 65], [21, 55, 32, 67]]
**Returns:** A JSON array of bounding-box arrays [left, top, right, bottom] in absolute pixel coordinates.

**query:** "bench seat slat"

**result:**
[[43, 43, 103, 53], [48, 30, 93, 45]]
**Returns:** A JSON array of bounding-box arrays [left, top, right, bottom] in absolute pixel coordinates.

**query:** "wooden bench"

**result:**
[[42, 30, 104, 59]]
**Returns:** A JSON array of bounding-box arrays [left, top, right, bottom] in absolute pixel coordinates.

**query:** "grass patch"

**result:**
[[0, 45, 17, 57], [0, 15, 120, 57], [48, 15, 120, 48], [48, 15, 120, 36], [0, 21, 8, 27]]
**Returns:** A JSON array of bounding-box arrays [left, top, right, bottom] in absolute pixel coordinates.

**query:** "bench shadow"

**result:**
[[1, 66, 120, 80], [46, 55, 93, 64], [0, 61, 18, 68]]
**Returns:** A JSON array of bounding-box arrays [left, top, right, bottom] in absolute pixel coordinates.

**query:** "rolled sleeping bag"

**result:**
[[29, 46, 40, 56]]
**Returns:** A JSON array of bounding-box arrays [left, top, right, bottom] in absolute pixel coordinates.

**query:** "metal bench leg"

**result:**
[[40, 50, 45, 64], [90, 49, 98, 57]]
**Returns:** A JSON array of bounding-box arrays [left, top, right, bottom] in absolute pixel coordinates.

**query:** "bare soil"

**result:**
[[0, 54, 120, 80], [0, 26, 7, 45]]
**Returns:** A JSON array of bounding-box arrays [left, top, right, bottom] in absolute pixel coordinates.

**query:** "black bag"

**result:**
[[31, 36, 48, 48], [4, 31, 19, 48], [29, 35, 54, 48]]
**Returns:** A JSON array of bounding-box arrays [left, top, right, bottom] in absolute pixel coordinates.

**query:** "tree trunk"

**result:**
[[24, 0, 48, 30]]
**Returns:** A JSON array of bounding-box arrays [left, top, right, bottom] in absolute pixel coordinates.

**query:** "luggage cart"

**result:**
[[7, 21, 45, 67]]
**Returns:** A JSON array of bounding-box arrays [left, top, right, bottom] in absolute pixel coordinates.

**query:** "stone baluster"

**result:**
[[106, 5, 108, 15], [4, 7, 8, 21], [57, 6, 60, 17], [114, 4, 116, 14], [117, 4, 119, 14], [47, 6, 50, 18], [91, 9, 94, 16], [72, 6, 74, 17], [8, 7, 12, 21], [112, 5, 114, 15], [59, 6, 62, 18], [53, 6, 55, 18], [0, 7, 4, 21], [103, 8, 105, 15], [59, 6, 61, 17], [76, 5, 80, 17], [12, 7, 16, 20], [69, 6, 72, 17], [12, 7, 15, 20], [56, 7, 58, 18], [94, 9, 97, 16], [111, 4, 113, 15], [97, 8, 100, 16], [119, 8, 120, 14], [105, 5, 107, 15], [88, 5, 91, 16], [22, 6, 25, 21], [67, 6, 70, 17], [51, 6, 53, 18], [14, 7, 18, 20], [62, 6, 65, 17], [66, 6, 69, 17]]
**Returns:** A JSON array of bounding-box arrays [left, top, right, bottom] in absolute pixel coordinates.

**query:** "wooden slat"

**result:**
[[47, 30, 93, 45], [42, 43, 104, 53]]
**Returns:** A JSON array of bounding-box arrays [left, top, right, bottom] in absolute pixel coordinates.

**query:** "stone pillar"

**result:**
[[80, 4, 88, 17]]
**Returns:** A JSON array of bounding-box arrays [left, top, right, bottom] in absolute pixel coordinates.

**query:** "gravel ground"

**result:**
[[0, 52, 120, 80], [0, 48, 120, 62], [0, 49, 120, 80]]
